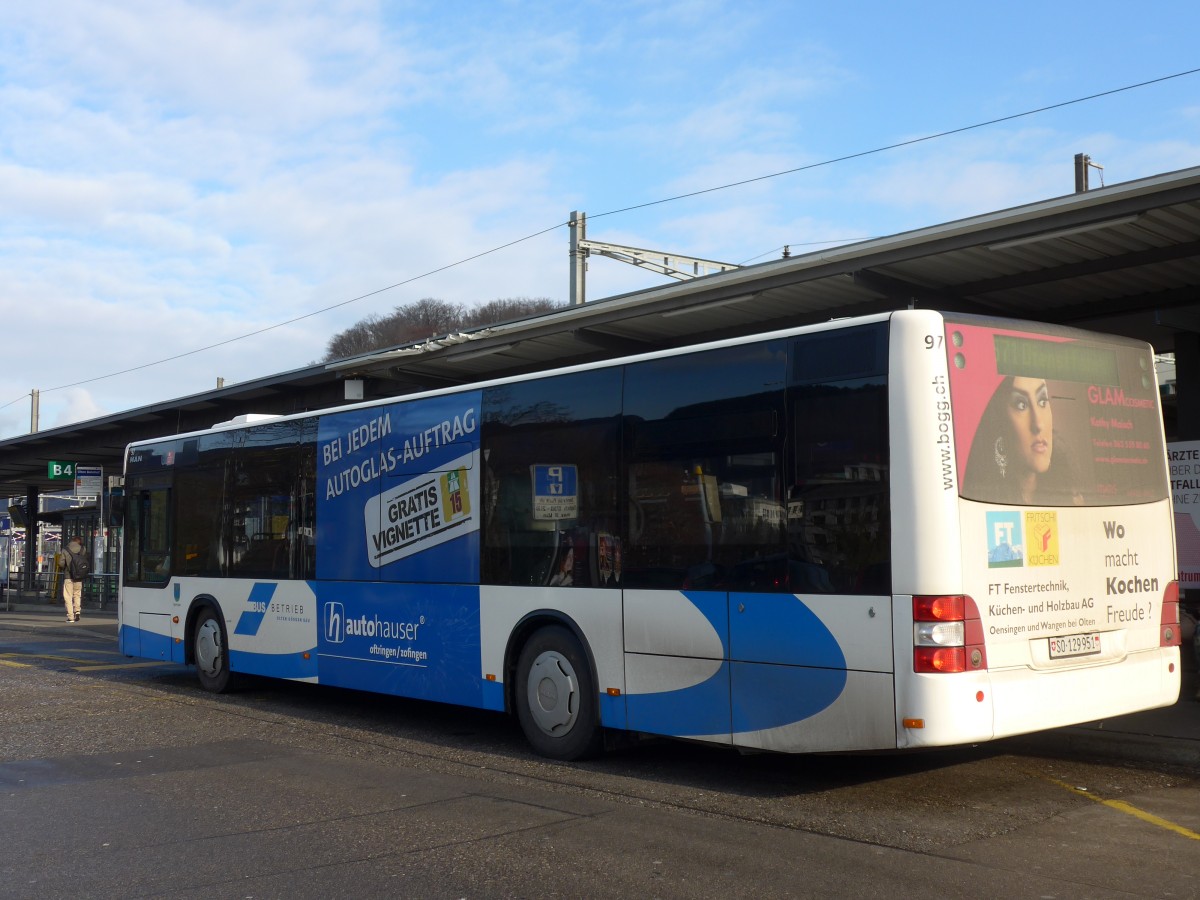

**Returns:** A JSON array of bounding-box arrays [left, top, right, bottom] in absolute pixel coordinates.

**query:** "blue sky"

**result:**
[[1, 0, 1198, 438]]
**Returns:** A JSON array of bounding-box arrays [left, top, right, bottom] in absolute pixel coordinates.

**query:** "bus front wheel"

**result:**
[[193, 608, 234, 693], [515, 625, 603, 761]]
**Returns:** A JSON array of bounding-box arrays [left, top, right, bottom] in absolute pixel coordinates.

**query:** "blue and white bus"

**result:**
[[117, 310, 1183, 759]]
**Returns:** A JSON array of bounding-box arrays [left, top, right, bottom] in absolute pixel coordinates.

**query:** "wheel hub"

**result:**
[[195, 619, 223, 676], [526, 650, 578, 736]]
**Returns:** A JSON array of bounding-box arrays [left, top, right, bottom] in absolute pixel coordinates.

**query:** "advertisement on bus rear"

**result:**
[[945, 320, 1173, 665], [945, 321, 1167, 508], [316, 391, 482, 583]]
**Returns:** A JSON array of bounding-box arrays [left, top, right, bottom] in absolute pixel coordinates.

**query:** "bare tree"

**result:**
[[323, 296, 563, 362], [464, 297, 560, 328], [323, 314, 388, 361]]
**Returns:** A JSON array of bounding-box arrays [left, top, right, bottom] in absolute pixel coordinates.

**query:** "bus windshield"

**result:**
[[945, 317, 1168, 507]]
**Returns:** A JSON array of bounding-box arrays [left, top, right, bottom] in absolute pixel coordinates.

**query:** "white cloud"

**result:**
[[49, 389, 107, 429], [1, 1, 1198, 440]]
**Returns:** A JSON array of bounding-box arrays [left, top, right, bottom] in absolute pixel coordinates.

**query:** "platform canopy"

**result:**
[[4, 165, 1200, 495]]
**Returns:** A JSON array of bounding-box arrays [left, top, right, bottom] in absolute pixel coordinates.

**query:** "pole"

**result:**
[[569, 211, 587, 306]]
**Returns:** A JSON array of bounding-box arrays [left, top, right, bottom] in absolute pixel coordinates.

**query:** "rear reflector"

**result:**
[[1160, 580, 1181, 647]]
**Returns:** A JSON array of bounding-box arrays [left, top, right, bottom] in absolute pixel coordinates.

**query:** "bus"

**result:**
[[117, 310, 1183, 759]]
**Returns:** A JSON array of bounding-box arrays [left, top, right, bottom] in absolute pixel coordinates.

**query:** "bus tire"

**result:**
[[193, 607, 234, 693], [515, 625, 603, 761]]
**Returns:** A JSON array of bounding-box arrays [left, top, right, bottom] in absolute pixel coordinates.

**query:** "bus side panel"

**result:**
[[731, 669, 896, 752], [729, 593, 895, 752], [313, 581, 481, 706], [119, 586, 184, 662], [209, 579, 318, 680], [479, 586, 626, 726], [616, 590, 898, 751], [623, 589, 731, 743], [625, 654, 731, 743], [121, 579, 322, 681]]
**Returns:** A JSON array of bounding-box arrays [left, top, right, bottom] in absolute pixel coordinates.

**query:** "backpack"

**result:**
[[68, 549, 91, 581]]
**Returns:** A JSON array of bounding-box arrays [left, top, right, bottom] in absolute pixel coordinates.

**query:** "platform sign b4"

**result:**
[[47, 461, 75, 480]]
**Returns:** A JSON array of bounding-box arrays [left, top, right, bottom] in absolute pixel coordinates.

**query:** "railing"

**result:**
[[86, 573, 118, 610], [3, 570, 117, 610]]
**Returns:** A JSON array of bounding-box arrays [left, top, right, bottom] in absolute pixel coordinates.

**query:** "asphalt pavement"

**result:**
[[2, 589, 1197, 769]]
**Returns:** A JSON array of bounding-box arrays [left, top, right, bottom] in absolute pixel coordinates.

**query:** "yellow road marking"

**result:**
[[1, 651, 113, 665], [73, 661, 177, 672], [1045, 776, 1200, 841], [2, 650, 171, 671]]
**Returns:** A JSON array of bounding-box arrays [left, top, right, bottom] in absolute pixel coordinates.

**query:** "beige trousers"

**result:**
[[63, 578, 82, 620]]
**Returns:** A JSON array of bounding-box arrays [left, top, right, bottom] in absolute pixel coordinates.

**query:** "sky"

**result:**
[[1, 0, 1198, 439]]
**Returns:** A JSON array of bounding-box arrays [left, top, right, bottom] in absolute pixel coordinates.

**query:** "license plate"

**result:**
[[1048, 633, 1101, 659]]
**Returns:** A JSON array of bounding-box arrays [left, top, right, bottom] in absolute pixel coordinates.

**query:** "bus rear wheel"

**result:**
[[515, 625, 603, 761], [193, 608, 234, 693]]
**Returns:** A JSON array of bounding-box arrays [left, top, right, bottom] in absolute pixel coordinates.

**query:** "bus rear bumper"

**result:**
[[896, 647, 1180, 749], [990, 647, 1181, 739]]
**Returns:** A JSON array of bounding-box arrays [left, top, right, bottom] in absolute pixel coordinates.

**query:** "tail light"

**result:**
[[913, 595, 987, 673], [1160, 581, 1181, 647]]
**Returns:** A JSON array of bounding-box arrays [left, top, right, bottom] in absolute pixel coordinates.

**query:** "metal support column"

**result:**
[[22, 485, 38, 592], [569, 210, 587, 306]]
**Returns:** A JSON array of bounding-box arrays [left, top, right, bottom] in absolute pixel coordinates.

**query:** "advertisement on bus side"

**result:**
[[311, 581, 486, 707], [316, 391, 483, 583]]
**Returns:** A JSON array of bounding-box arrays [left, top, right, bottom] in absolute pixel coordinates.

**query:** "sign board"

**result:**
[[531, 464, 578, 521], [1168, 440, 1200, 590], [75, 465, 103, 498], [47, 461, 75, 480]]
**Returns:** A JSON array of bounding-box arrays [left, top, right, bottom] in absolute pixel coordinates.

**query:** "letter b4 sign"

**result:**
[[47, 461, 75, 480]]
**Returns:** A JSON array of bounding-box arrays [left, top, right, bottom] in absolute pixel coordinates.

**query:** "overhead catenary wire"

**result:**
[[738, 238, 881, 266], [4, 64, 1199, 413]]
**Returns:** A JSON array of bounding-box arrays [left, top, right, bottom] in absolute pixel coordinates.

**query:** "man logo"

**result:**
[[324, 601, 345, 643]]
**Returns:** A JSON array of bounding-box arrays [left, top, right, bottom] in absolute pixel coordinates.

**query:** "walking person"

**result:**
[[62, 536, 90, 623]]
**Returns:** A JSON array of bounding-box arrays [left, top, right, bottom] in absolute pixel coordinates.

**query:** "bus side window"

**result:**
[[623, 341, 787, 591], [225, 420, 314, 581], [481, 369, 622, 588], [174, 433, 234, 578], [124, 483, 172, 585], [787, 325, 890, 595]]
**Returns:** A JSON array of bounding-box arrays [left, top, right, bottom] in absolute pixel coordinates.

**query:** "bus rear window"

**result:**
[[945, 319, 1168, 506]]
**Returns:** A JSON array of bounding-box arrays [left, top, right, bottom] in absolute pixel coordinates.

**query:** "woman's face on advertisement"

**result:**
[[1007, 376, 1053, 474]]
